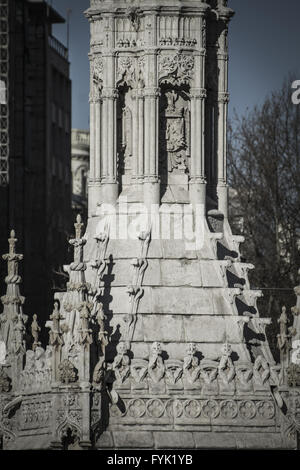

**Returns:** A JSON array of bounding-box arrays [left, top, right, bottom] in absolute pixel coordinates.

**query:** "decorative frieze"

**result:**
[[109, 397, 276, 423]]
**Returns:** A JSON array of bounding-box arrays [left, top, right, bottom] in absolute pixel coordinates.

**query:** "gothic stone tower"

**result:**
[[80, 0, 290, 449]]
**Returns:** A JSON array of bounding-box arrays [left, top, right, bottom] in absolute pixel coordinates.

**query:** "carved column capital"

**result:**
[[217, 52, 229, 61], [102, 88, 119, 100], [190, 88, 207, 100], [143, 88, 160, 99], [218, 92, 230, 104]]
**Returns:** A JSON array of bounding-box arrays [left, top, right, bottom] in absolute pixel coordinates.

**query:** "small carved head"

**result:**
[[151, 342, 162, 355], [186, 343, 196, 355], [117, 341, 128, 355], [222, 343, 232, 357]]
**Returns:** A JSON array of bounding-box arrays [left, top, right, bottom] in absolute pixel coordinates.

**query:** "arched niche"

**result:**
[[116, 83, 134, 192], [159, 83, 191, 200]]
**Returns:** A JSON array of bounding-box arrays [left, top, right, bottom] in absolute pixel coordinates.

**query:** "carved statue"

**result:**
[[13, 314, 26, 354], [49, 301, 64, 349], [277, 306, 294, 369], [31, 314, 41, 351], [183, 343, 201, 384], [78, 302, 93, 348], [58, 359, 77, 385], [96, 302, 108, 356]]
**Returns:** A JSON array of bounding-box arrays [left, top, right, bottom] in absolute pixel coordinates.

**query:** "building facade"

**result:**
[[0, 0, 72, 322], [1, 0, 300, 451]]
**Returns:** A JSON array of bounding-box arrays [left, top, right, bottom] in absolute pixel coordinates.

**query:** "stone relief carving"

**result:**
[[20, 347, 52, 392], [183, 343, 201, 385], [113, 342, 131, 384], [130, 359, 148, 385], [218, 343, 236, 392], [159, 54, 195, 86], [148, 342, 165, 384], [58, 359, 78, 385], [90, 56, 103, 101], [159, 37, 197, 47], [110, 397, 276, 423], [0, 367, 11, 393], [159, 86, 190, 178], [165, 360, 183, 386], [125, 230, 151, 342], [253, 355, 270, 388]]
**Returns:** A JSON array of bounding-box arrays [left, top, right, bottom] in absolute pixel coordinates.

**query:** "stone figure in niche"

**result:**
[[117, 85, 133, 179], [159, 85, 190, 183], [148, 342, 165, 383]]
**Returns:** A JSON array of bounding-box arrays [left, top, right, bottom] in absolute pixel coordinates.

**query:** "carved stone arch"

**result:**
[[74, 164, 89, 198]]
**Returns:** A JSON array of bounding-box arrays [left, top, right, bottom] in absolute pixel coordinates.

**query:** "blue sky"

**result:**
[[51, 0, 300, 130]]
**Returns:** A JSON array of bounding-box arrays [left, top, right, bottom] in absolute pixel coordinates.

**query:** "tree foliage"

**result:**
[[228, 76, 300, 295]]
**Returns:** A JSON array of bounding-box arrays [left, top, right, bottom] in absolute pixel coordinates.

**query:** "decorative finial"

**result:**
[[8, 229, 17, 255], [74, 214, 84, 239]]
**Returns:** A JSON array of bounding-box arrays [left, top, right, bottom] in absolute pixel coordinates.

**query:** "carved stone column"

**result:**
[[143, 87, 160, 206], [216, 8, 234, 217], [137, 88, 144, 180], [101, 88, 118, 205], [88, 54, 103, 216], [100, 14, 118, 205], [190, 86, 207, 214]]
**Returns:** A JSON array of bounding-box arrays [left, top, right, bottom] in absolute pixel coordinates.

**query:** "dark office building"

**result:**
[[0, 0, 72, 322]]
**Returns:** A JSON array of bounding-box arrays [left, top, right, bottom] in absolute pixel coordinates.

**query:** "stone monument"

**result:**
[[1, 0, 300, 450]]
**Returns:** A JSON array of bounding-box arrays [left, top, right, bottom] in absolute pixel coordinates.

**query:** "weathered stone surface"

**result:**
[[113, 431, 154, 448], [154, 432, 194, 449], [96, 431, 114, 448]]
